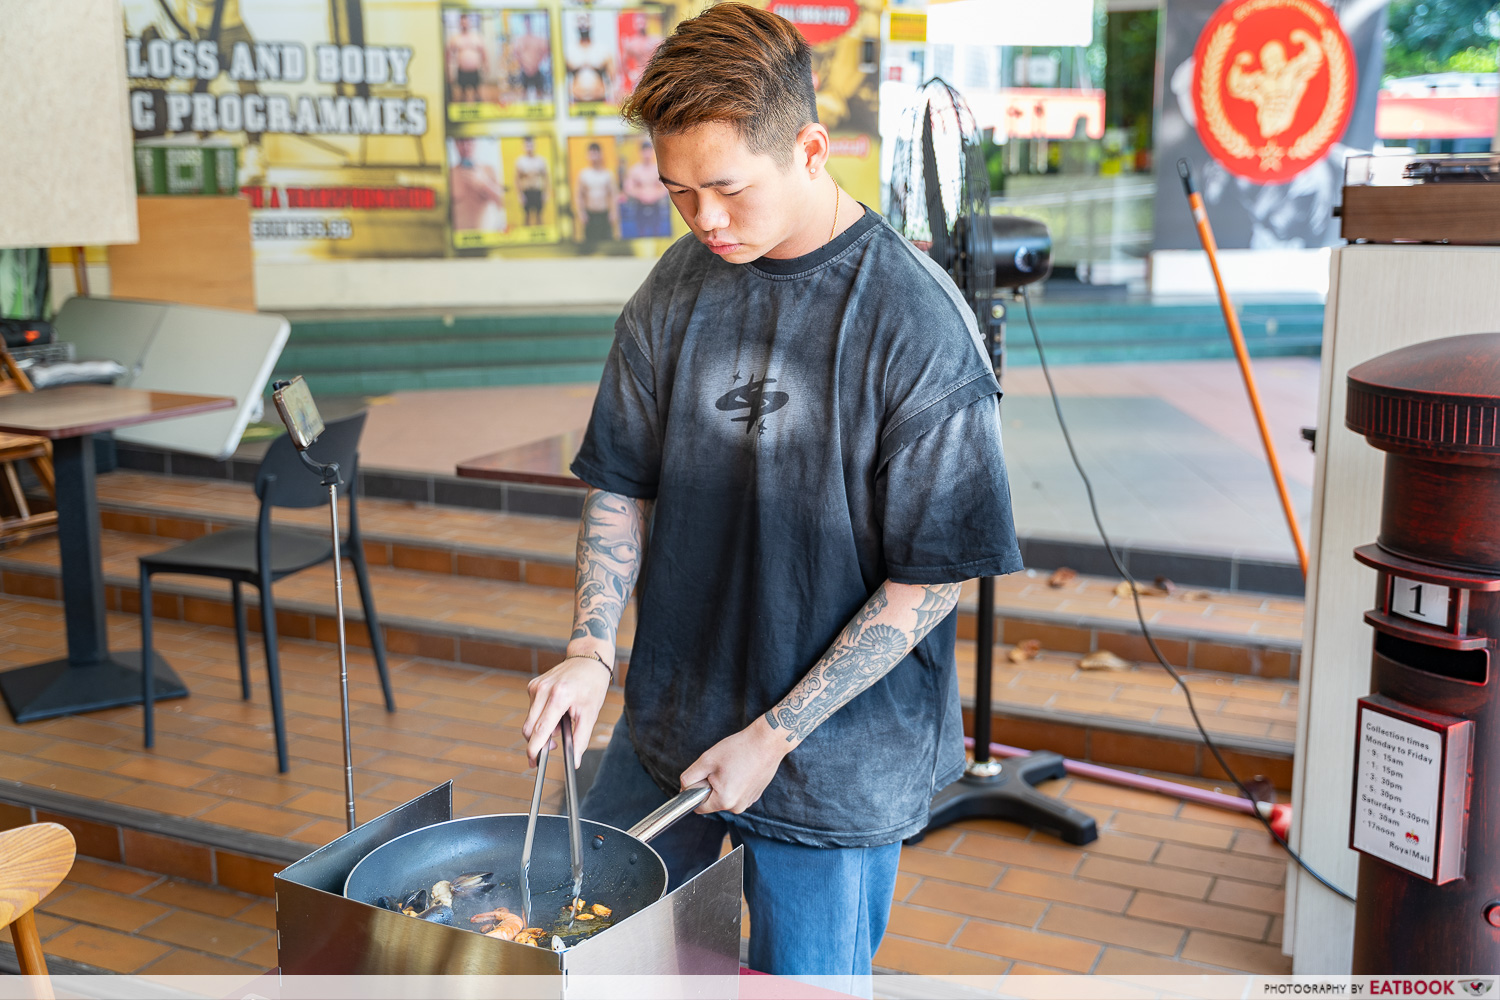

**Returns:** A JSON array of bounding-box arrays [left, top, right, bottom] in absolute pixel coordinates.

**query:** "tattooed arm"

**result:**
[[681, 579, 963, 814], [522, 487, 651, 765]]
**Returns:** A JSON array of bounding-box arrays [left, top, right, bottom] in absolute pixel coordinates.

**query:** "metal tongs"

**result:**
[[520, 716, 584, 928]]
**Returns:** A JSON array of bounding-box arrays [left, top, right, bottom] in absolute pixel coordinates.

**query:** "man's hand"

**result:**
[[522, 654, 611, 767], [679, 716, 792, 815]]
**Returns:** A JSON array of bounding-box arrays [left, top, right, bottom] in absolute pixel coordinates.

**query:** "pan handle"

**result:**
[[626, 784, 711, 843]]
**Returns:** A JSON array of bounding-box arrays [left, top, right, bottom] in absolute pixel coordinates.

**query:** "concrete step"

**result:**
[[0, 527, 1295, 786], [282, 335, 615, 375], [289, 361, 611, 397], [268, 301, 1324, 396]]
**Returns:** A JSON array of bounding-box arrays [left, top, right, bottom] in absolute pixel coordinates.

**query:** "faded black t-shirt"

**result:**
[[571, 207, 1024, 847]]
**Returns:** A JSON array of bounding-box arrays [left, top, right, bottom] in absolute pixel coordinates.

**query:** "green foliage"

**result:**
[[1105, 9, 1159, 132], [1384, 0, 1500, 80]]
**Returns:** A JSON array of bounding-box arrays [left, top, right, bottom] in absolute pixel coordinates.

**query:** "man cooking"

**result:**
[[521, 1, 1022, 981]]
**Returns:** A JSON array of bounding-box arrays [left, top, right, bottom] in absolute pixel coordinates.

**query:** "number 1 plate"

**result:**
[[1391, 576, 1451, 627]]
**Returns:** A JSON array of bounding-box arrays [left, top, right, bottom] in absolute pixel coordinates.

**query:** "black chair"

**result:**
[[138, 412, 395, 772]]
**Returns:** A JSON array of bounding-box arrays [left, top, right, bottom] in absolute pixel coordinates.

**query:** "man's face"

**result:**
[[524, 138, 535, 154], [640, 143, 655, 166], [588, 147, 603, 167], [654, 122, 807, 264], [455, 138, 474, 160]]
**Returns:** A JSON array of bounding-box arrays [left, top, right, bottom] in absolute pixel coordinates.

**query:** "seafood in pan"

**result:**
[[377, 873, 615, 947]]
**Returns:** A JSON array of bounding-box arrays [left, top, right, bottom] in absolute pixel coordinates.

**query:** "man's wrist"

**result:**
[[752, 713, 797, 758], [564, 641, 616, 680]]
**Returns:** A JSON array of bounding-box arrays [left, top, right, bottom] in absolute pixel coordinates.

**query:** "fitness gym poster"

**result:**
[[122, 0, 882, 262]]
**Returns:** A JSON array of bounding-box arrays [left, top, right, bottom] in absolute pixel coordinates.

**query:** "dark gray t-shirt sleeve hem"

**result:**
[[877, 372, 1000, 470], [569, 457, 659, 501], [887, 549, 1024, 586]]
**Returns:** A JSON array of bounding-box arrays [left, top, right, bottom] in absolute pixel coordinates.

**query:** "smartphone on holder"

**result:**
[[271, 376, 325, 451]]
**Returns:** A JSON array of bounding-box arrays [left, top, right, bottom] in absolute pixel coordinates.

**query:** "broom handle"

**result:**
[[1178, 160, 1308, 579]]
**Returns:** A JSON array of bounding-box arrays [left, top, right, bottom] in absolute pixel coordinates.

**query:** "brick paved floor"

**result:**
[[25, 859, 276, 975], [2, 589, 1293, 976], [0, 594, 590, 837], [20, 804, 1294, 978]]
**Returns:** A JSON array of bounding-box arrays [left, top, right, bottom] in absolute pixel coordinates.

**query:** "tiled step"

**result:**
[[957, 644, 1296, 790], [91, 470, 579, 589], [0, 530, 1294, 786], [0, 529, 621, 675], [89, 471, 1303, 680]]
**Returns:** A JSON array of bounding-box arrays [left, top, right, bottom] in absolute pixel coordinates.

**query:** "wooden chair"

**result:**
[[0, 822, 76, 992], [0, 348, 57, 543]]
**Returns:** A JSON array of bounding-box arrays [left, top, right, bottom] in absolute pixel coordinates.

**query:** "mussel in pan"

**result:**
[[412, 903, 453, 924]]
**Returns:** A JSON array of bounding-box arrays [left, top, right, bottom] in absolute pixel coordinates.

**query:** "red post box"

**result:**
[[1345, 333, 1500, 973]]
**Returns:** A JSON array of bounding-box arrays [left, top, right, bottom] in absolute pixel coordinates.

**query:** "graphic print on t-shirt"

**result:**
[[714, 372, 789, 435]]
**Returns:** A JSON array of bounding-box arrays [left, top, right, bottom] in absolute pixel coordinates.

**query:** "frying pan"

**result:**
[[343, 786, 709, 943]]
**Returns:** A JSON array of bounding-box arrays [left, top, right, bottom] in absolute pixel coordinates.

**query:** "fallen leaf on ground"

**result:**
[[1047, 567, 1077, 588], [1079, 650, 1133, 671], [1114, 581, 1168, 598], [1179, 590, 1214, 602], [1007, 639, 1042, 663], [1243, 775, 1276, 806], [1155, 576, 1177, 593]]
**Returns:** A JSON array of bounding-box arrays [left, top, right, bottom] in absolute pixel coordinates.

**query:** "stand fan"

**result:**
[[887, 79, 1096, 846]]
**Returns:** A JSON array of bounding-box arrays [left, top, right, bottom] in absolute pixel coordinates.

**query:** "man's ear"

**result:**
[[796, 122, 832, 175]]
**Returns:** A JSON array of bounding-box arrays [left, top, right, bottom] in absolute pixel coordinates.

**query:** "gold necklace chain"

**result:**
[[828, 184, 840, 243]]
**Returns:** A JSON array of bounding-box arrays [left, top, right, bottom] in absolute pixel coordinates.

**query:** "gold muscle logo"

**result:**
[[1195, 0, 1353, 177]]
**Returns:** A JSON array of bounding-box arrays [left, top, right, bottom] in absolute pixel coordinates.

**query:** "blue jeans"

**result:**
[[579, 724, 902, 983]]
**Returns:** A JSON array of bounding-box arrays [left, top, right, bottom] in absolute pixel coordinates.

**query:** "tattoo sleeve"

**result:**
[[765, 580, 964, 745], [569, 488, 651, 652]]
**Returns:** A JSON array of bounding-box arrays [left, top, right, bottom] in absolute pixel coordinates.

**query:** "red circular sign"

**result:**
[[769, 0, 859, 45], [1191, 0, 1356, 183]]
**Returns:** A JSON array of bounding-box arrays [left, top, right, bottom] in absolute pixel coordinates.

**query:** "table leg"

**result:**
[[56, 435, 107, 663], [0, 435, 187, 723]]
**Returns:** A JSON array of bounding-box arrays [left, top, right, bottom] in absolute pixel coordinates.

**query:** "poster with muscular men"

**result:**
[[119, 0, 879, 261], [443, 6, 554, 121], [123, 0, 450, 260]]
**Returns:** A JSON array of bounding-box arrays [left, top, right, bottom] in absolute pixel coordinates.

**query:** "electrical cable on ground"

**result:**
[[1018, 286, 1354, 904]]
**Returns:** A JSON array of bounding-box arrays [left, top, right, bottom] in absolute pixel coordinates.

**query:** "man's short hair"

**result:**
[[621, 3, 817, 165], [588, 142, 602, 154]]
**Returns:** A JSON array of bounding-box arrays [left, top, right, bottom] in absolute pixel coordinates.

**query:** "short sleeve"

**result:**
[[879, 393, 1024, 585], [570, 322, 662, 499]]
